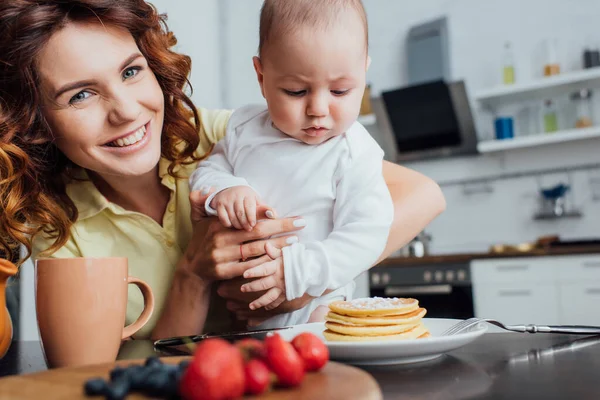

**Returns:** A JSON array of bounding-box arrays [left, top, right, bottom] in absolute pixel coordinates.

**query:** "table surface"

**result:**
[[1, 333, 600, 399]]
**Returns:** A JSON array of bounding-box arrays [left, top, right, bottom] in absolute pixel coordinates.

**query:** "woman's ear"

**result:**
[[366, 55, 372, 71], [252, 56, 266, 98]]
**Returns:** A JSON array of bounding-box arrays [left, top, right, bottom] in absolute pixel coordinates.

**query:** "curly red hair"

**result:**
[[0, 0, 205, 264]]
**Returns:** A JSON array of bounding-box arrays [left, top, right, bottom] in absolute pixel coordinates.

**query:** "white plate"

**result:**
[[278, 318, 487, 366]]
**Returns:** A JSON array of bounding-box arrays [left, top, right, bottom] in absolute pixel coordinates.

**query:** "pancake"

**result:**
[[325, 321, 421, 336], [323, 323, 429, 342], [329, 297, 419, 317], [325, 308, 427, 326]]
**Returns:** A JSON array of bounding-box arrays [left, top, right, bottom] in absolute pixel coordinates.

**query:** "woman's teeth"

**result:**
[[108, 126, 146, 147]]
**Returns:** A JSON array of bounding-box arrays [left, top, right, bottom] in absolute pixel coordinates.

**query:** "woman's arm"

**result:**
[[377, 160, 446, 262], [151, 264, 212, 340]]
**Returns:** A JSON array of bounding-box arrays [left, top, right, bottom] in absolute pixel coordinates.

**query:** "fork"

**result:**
[[442, 318, 600, 336]]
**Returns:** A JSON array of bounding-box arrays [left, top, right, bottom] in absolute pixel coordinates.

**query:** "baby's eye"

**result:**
[[331, 89, 350, 96], [283, 89, 307, 97]]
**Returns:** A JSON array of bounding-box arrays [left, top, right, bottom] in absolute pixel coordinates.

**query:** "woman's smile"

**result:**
[[102, 120, 152, 155]]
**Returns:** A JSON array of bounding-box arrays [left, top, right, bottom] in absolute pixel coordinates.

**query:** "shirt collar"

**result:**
[[66, 174, 109, 221], [68, 157, 192, 221]]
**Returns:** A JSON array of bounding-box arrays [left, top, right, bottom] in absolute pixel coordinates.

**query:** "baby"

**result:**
[[190, 0, 393, 328]]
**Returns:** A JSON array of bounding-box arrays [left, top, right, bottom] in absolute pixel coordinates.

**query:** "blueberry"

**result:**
[[144, 356, 162, 368], [109, 366, 127, 381], [163, 377, 179, 397], [150, 367, 173, 390], [178, 360, 190, 371], [107, 376, 131, 400], [125, 365, 151, 390], [163, 364, 179, 376], [84, 378, 108, 396]]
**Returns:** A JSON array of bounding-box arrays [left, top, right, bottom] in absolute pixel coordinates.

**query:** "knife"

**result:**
[[153, 326, 293, 348]]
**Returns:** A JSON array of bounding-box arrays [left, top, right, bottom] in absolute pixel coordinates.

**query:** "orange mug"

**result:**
[[35, 257, 154, 368]]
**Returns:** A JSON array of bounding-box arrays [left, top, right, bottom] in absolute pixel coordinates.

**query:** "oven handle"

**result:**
[[385, 284, 452, 296]]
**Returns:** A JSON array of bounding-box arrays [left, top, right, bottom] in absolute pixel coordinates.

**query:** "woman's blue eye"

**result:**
[[69, 91, 92, 105], [284, 89, 306, 97], [123, 66, 141, 80]]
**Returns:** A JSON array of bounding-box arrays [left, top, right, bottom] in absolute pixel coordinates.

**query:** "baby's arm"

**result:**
[[282, 128, 393, 300], [189, 135, 270, 231]]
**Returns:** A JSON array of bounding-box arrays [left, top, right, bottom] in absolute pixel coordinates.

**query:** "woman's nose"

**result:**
[[107, 89, 142, 125]]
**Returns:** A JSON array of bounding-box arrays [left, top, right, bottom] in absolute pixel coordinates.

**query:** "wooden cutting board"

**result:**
[[0, 357, 382, 400]]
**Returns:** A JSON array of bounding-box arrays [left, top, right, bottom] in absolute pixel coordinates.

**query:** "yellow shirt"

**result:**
[[32, 108, 233, 339]]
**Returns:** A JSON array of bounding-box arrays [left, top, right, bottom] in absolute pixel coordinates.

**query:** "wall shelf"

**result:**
[[477, 126, 600, 153], [474, 67, 600, 109]]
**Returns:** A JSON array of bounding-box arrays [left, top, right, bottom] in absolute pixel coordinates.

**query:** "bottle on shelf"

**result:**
[[583, 36, 600, 69], [359, 84, 373, 116], [571, 89, 594, 129], [543, 100, 558, 133], [543, 38, 560, 77], [502, 41, 516, 85]]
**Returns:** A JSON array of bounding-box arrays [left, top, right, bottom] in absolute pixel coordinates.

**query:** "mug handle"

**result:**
[[122, 277, 155, 339]]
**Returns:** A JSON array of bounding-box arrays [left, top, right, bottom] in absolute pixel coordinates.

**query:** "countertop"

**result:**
[[1, 334, 600, 399], [378, 245, 600, 267]]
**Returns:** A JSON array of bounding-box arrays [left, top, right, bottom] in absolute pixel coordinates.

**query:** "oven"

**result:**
[[369, 263, 474, 319]]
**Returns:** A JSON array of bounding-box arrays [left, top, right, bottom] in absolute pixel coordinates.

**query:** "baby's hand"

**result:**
[[210, 186, 274, 231], [241, 242, 286, 311]]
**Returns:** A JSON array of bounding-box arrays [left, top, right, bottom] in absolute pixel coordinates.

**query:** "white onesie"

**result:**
[[189, 105, 393, 328]]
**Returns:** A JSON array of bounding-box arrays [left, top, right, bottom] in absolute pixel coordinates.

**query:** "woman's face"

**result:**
[[37, 21, 165, 179]]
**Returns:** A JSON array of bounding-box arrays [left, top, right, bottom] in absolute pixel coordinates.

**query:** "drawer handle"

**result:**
[[498, 290, 531, 297], [385, 285, 452, 296], [585, 288, 600, 295], [496, 265, 529, 272], [582, 262, 600, 268]]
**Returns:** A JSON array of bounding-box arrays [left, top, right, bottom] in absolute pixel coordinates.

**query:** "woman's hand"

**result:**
[[183, 190, 306, 282], [217, 279, 313, 326]]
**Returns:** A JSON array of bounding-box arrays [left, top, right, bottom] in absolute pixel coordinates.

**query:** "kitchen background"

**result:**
[[14, 0, 600, 339], [148, 0, 600, 254]]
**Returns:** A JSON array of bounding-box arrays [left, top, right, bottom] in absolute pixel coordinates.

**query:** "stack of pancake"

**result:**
[[323, 297, 430, 341]]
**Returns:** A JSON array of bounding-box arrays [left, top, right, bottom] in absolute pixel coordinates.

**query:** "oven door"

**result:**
[[369, 265, 475, 320], [371, 284, 474, 320]]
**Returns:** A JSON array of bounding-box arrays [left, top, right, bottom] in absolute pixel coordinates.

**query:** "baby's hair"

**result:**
[[258, 0, 368, 58]]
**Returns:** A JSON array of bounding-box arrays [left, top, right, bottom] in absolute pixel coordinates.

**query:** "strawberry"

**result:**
[[235, 338, 266, 361], [291, 332, 329, 372], [179, 338, 245, 400], [244, 358, 272, 395], [264, 333, 305, 387]]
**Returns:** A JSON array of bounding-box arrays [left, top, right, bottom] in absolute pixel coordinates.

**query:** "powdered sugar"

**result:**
[[345, 297, 416, 310]]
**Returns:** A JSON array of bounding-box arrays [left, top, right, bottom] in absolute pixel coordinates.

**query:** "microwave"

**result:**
[[380, 80, 478, 162]]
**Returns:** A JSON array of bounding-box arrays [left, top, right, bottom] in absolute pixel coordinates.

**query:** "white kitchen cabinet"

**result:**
[[553, 255, 600, 282], [471, 257, 556, 284], [557, 282, 600, 325], [471, 255, 600, 326], [473, 282, 560, 325]]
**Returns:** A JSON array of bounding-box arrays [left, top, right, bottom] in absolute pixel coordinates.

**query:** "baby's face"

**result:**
[[254, 18, 368, 145]]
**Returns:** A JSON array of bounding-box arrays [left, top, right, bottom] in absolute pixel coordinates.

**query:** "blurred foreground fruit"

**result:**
[[291, 332, 329, 371], [236, 337, 266, 360], [244, 358, 273, 395], [264, 333, 305, 387], [179, 338, 245, 400]]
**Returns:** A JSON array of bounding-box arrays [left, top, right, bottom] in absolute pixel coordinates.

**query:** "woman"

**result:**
[[0, 0, 445, 340]]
